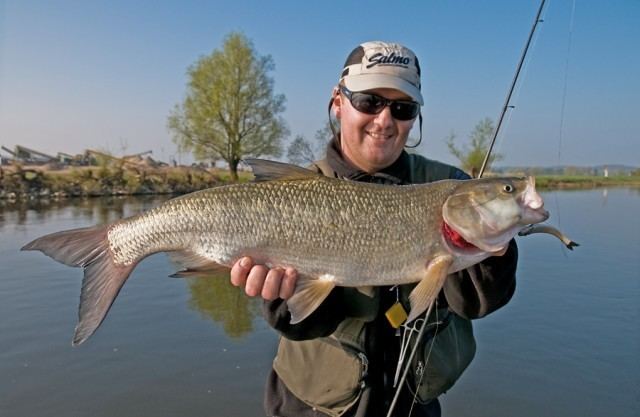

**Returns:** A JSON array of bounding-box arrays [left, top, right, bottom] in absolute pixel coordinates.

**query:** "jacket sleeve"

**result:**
[[442, 238, 518, 319], [262, 288, 347, 341]]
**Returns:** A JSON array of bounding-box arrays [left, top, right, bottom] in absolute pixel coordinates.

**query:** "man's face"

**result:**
[[334, 87, 418, 173]]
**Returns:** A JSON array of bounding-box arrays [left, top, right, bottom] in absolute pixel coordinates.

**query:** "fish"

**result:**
[[22, 159, 564, 345]]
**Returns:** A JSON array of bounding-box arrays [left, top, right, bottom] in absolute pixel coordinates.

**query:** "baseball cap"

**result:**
[[340, 41, 423, 105]]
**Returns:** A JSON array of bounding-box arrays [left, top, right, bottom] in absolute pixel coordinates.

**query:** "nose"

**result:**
[[373, 106, 394, 129]]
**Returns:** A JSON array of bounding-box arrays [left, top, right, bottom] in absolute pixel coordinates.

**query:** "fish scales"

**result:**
[[107, 177, 459, 284]]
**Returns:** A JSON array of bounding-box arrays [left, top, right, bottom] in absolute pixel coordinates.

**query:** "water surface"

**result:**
[[0, 189, 638, 416]]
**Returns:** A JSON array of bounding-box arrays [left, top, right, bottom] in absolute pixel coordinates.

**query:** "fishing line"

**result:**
[[553, 0, 577, 254], [557, 0, 576, 165]]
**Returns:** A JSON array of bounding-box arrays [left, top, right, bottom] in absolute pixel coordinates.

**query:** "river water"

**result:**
[[0, 188, 638, 417]]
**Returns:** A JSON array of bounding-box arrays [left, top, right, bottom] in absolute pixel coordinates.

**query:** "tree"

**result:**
[[168, 32, 288, 181], [445, 117, 503, 177], [286, 135, 316, 166], [187, 273, 261, 339], [286, 121, 333, 166]]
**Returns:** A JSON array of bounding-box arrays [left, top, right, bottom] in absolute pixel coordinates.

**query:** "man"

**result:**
[[231, 41, 517, 417]]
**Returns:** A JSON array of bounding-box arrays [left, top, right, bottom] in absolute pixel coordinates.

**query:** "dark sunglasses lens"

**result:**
[[346, 88, 419, 120], [390, 102, 420, 120], [351, 93, 385, 115]]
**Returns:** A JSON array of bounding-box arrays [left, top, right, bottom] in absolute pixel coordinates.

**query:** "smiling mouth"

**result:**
[[366, 131, 393, 140]]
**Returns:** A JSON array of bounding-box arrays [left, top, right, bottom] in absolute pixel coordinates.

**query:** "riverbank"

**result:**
[[0, 164, 251, 201]]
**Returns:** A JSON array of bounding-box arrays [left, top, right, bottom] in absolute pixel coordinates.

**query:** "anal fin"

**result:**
[[287, 279, 335, 324], [407, 256, 453, 323]]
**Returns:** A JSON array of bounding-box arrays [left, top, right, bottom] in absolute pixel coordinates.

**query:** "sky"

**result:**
[[1, 0, 638, 168]]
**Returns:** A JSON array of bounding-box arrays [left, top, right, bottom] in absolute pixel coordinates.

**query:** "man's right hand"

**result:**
[[230, 257, 298, 301]]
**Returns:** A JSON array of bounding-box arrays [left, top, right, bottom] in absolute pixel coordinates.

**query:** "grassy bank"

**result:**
[[0, 165, 252, 200], [533, 175, 640, 189]]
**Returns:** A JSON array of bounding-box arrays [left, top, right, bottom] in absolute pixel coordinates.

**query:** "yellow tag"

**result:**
[[385, 302, 408, 328]]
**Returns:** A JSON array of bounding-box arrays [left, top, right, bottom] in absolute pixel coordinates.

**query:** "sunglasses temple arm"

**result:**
[[405, 113, 422, 149], [328, 96, 340, 143]]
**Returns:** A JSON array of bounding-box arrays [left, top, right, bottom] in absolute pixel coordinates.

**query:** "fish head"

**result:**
[[442, 176, 549, 253]]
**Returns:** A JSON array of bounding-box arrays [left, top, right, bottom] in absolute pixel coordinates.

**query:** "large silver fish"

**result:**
[[22, 159, 569, 345]]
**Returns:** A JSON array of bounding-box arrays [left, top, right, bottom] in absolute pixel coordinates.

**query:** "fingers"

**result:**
[[230, 256, 298, 300], [262, 268, 285, 300], [245, 264, 269, 297], [279, 268, 298, 300], [230, 256, 253, 288]]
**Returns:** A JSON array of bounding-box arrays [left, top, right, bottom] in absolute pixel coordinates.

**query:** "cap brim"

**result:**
[[343, 74, 423, 105]]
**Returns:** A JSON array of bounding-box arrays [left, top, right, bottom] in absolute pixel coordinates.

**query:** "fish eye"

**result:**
[[503, 184, 514, 193]]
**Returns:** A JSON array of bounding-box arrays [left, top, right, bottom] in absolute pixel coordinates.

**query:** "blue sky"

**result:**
[[1, 0, 638, 167]]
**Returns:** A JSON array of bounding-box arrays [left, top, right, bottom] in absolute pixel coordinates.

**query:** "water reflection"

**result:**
[[186, 273, 262, 339], [0, 195, 172, 230], [1, 195, 262, 340]]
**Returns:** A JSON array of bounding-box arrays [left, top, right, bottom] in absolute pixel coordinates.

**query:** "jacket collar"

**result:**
[[324, 136, 412, 185]]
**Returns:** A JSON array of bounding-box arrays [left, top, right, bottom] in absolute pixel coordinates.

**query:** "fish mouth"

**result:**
[[522, 207, 550, 224]]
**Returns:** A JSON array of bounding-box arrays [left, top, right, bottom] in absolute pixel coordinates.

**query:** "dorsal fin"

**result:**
[[243, 159, 320, 182]]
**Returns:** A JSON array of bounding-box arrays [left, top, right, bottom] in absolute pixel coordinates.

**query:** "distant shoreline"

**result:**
[[1, 165, 638, 201], [533, 175, 640, 190]]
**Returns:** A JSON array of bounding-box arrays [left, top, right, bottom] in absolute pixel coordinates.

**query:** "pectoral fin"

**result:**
[[287, 279, 335, 324], [356, 286, 375, 298], [407, 256, 453, 323]]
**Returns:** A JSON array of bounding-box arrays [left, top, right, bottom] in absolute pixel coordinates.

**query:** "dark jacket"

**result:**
[[263, 140, 518, 417]]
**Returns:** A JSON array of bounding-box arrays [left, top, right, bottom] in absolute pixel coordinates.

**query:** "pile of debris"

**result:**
[[0, 145, 169, 170]]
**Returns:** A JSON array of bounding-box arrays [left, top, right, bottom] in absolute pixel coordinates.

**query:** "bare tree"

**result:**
[[286, 121, 333, 166]]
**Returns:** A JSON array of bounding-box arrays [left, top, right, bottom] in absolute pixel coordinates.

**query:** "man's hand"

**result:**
[[230, 256, 298, 300]]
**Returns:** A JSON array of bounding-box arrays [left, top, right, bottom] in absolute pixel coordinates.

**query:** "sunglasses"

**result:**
[[339, 85, 420, 121]]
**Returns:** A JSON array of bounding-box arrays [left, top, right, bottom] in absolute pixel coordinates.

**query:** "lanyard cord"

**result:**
[[408, 308, 440, 416], [385, 300, 436, 417]]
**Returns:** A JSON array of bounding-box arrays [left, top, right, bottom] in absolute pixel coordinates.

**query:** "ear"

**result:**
[[332, 86, 343, 119]]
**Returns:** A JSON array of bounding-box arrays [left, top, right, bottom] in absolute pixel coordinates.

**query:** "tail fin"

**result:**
[[22, 225, 135, 345]]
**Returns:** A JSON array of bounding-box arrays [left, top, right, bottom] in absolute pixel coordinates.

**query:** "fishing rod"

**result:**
[[478, 0, 547, 178], [386, 2, 547, 416]]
